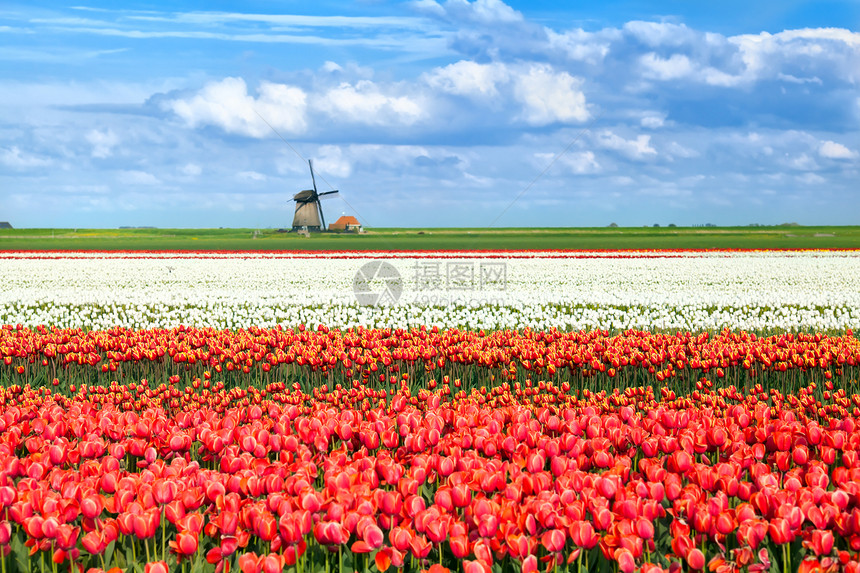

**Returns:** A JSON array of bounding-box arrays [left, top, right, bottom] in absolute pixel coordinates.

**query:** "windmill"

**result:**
[[291, 159, 338, 232]]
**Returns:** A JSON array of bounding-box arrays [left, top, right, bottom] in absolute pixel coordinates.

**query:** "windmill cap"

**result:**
[[293, 189, 316, 201]]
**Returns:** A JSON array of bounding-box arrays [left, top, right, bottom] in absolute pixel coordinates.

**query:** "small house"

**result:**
[[329, 215, 362, 233]]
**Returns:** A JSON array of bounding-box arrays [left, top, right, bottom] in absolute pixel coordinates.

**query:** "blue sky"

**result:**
[[1, 0, 859, 228]]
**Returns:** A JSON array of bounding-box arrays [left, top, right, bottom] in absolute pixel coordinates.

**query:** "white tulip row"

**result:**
[[1, 251, 858, 332]]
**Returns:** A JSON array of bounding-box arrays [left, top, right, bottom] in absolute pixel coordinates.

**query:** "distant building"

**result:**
[[0, 222, 11, 229], [329, 215, 362, 232]]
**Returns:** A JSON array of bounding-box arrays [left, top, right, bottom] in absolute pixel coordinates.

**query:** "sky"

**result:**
[[1, 0, 859, 229]]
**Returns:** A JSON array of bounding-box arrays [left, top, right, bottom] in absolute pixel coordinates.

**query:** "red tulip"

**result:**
[[810, 529, 834, 555], [768, 517, 794, 544], [80, 495, 104, 520], [450, 535, 470, 558], [521, 555, 537, 573], [0, 522, 10, 545], [686, 548, 705, 570], [451, 483, 472, 508], [615, 548, 636, 573], [409, 534, 432, 558], [172, 531, 198, 556], [570, 521, 598, 549], [238, 552, 260, 573], [541, 529, 565, 553], [463, 560, 490, 573]]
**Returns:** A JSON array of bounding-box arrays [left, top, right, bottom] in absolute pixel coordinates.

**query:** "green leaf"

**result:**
[[103, 539, 116, 570], [10, 527, 31, 573]]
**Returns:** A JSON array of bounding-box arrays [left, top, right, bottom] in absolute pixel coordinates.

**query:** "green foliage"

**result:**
[[3, 226, 860, 250]]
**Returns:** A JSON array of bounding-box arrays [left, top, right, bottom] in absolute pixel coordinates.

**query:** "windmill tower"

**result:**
[[291, 160, 338, 232]]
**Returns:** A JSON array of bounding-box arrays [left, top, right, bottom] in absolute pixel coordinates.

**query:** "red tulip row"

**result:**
[[3, 326, 859, 405], [2, 372, 860, 573]]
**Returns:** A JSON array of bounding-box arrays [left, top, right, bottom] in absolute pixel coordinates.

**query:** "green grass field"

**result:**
[[1, 225, 859, 251]]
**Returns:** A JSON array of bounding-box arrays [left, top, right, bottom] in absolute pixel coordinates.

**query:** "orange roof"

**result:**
[[333, 216, 360, 226]]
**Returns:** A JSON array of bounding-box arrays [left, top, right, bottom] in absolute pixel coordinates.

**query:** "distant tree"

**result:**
[[668, 223, 676, 227], [653, 223, 660, 227], [608, 222, 618, 228]]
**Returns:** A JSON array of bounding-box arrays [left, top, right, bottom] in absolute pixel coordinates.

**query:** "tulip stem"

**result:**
[[161, 508, 166, 562]]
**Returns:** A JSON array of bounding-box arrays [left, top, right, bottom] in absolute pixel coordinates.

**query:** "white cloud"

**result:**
[[797, 172, 826, 185], [819, 140, 858, 159], [561, 151, 601, 174], [118, 170, 161, 185], [86, 128, 119, 158], [595, 131, 657, 160], [783, 152, 819, 171], [314, 145, 352, 178], [624, 21, 696, 47], [169, 77, 307, 138], [238, 171, 267, 181], [0, 146, 51, 169], [545, 28, 615, 65], [639, 53, 694, 81], [424, 60, 509, 98], [640, 113, 665, 128], [315, 80, 424, 126], [410, 0, 446, 18], [666, 141, 699, 159], [512, 64, 588, 125], [442, 0, 523, 24], [180, 163, 202, 176], [730, 28, 860, 85]]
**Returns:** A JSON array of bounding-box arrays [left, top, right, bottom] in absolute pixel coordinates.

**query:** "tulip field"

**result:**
[[1, 249, 860, 573]]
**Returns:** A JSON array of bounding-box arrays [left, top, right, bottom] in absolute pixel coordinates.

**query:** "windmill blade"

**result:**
[[318, 200, 327, 231], [309, 159, 319, 194], [318, 190, 339, 197]]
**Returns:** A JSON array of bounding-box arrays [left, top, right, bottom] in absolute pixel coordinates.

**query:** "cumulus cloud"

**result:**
[[616, 22, 860, 90], [169, 77, 307, 138], [639, 113, 666, 128], [118, 170, 161, 185], [0, 146, 51, 169], [819, 140, 858, 159], [314, 145, 352, 178], [436, 0, 523, 24], [86, 129, 119, 158], [639, 53, 694, 81], [783, 153, 819, 171], [797, 172, 827, 185], [560, 151, 601, 174], [512, 64, 589, 125], [315, 80, 424, 126], [423, 60, 509, 98], [237, 171, 267, 181], [545, 28, 615, 65], [180, 163, 202, 176], [624, 21, 697, 48], [594, 131, 657, 160]]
